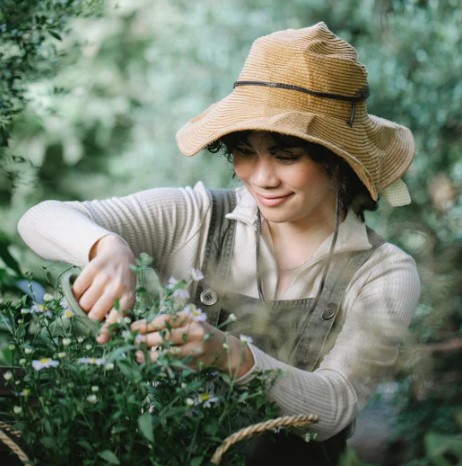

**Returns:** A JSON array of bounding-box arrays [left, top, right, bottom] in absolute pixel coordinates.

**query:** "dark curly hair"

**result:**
[[207, 131, 378, 220]]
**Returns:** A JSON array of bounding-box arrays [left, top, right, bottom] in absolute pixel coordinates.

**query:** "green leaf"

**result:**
[[137, 411, 153, 443], [0, 237, 22, 276], [48, 30, 62, 40], [190, 457, 204, 466], [98, 450, 121, 465], [40, 436, 56, 449], [424, 432, 462, 459], [77, 440, 93, 451], [116, 360, 142, 382]]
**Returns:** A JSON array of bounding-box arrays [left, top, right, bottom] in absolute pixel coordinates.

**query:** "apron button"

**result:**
[[200, 288, 218, 306], [322, 303, 337, 320]]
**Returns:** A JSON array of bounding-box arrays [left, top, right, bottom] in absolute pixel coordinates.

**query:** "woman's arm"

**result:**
[[17, 184, 212, 268], [17, 183, 213, 340]]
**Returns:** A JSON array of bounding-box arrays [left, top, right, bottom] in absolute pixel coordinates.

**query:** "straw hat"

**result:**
[[176, 22, 415, 206]]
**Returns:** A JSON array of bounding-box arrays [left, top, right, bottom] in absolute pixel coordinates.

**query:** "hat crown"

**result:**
[[239, 22, 369, 98]]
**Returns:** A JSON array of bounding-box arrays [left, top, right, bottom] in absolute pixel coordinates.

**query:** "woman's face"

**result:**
[[233, 132, 338, 228]]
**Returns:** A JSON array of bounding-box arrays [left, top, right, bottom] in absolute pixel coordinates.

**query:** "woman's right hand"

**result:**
[[71, 234, 137, 343]]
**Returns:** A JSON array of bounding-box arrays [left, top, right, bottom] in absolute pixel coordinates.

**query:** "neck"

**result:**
[[262, 207, 342, 271]]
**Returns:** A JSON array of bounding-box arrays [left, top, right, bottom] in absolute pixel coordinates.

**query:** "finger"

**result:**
[[131, 313, 189, 334], [78, 275, 108, 313], [135, 350, 146, 364], [135, 348, 160, 364], [72, 267, 95, 300], [96, 295, 134, 344], [135, 331, 164, 348], [96, 309, 121, 344], [136, 321, 205, 348], [88, 286, 134, 321]]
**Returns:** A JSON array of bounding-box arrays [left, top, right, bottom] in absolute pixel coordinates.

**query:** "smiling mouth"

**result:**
[[255, 193, 293, 207]]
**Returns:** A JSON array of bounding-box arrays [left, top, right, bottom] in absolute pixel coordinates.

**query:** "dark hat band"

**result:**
[[233, 80, 370, 127]]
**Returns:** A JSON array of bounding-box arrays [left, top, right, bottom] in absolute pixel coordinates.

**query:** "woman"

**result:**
[[18, 23, 420, 465]]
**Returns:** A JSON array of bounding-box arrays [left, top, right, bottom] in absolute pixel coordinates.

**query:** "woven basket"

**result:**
[[0, 414, 319, 465]]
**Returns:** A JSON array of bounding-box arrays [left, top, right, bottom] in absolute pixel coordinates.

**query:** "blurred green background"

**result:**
[[1, 0, 461, 464]]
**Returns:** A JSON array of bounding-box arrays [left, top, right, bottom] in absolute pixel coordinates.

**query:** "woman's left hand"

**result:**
[[131, 311, 254, 378]]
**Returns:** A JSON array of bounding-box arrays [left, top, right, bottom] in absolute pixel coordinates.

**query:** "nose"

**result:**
[[250, 156, 281, 189]]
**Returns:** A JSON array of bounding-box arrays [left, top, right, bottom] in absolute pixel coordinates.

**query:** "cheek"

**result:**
[[233, 158, 252, 181], [285, 166, 326, 190]]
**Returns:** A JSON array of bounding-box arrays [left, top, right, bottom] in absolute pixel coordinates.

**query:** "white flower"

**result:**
[[77, 337, 84, 343], [123, 317, 132, 324], [86, 394, 98, 404], [91, 385, 99, 392], [24, 347, 33, 354], [20, 308, 31, 315], [30, 303, 53, 318], [185, 398, 194, 406], [32, 358, 59, 371], [57, 352, 67, 358], [104, 362, 115, 371], [183, 304, 207, 322], [122, 330, 132, 340], [239, 335, 254, 345], [13, 406, 22, 414], [222, 342, 229, 349], [85, 344, 92, 350], [62, 309, 74, 319], [20, 389, 31, 397], [62, 338, 72, 347], [19, 358, 26, 365], [228, 313, 237, 322], [3, 371, 13, 381], [78, 357, 105, 366], [190, 268, 204, 282], [43, 293, 54, 302], [8, 344, 15, 351], [193, 392, 219, 408]]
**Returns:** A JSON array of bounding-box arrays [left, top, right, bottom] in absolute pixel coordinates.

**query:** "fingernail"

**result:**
[[135, 351, 144, 363]]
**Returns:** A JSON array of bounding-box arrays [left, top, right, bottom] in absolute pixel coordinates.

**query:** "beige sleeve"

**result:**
[[17, 182, 212, 273]]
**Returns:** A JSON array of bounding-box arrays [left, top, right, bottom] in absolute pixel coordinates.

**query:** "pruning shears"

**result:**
[[58, 268, 100, 337]]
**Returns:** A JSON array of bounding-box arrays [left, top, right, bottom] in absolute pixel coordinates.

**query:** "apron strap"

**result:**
[[193, 189, 237, 326], [293, 227, 385, 370]]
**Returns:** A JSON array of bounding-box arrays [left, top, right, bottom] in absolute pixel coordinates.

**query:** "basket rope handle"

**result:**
[[0, 415, 318, 466], [0, 421, 30, 465], [210, 413, 319, 464]]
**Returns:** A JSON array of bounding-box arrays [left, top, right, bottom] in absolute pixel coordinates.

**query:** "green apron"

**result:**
[[194, 190, 384, 466]]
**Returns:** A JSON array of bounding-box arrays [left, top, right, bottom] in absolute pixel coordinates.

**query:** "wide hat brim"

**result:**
[[176, 24, 415, 205]]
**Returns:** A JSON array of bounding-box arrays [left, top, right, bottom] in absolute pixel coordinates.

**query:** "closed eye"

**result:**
[[272, 150, 304, 164]]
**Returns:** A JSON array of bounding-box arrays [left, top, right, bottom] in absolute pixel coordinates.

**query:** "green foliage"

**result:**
[[0, 0, 102, 203], [0, 260, 280, 465], [424, 429, 462, 466]]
